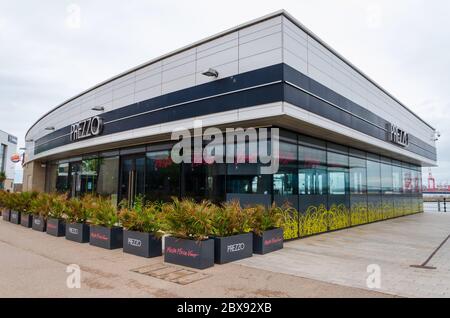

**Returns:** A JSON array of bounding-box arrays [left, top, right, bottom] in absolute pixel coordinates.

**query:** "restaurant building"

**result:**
[[22, 10, 437, 239]]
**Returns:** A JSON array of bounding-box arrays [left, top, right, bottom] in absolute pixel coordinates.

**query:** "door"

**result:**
[[120, 156, 145, 205], [69, 161, 82, 198]]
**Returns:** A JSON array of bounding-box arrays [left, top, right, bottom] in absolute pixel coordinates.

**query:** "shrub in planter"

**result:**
[[29, 193, 51, 232], [2, 209, 10, 221], [13, 192, 38, 226], [46, 194, 67, 237], [89, 196, 123, 249], [20, 213, 33, 228], [1, 191, 12, 221], [210, 200, 253, 264], [119, 196, 163, 258], [65, 197, 91, 243], [250, 204, 284, 255], [0, 190, 7, 218], [162, 198, 215, 269], [10, 209, 21, 224]]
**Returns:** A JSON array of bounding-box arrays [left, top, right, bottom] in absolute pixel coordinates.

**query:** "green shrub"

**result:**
[[118, 196, 163, 235], [249, 204, 283, 236], [65, 196, 91, 223], [29, 193, 52, 219], [48, 193, 68, 219], [210, 200, 252, 237], [88, 196, 119, 228], [162, 197, 216, 241]]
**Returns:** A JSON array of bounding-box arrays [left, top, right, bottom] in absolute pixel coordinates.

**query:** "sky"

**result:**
[[0, 0, 449, 185]]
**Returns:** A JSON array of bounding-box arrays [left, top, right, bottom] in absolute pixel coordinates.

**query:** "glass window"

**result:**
[[80, 158, 99, 195], [298, 145, 327, 195], [403, 165, 412, 194], [97, 156, 119, 205], [367, 160, 381, 194], [273, 141, 298, 195], [381, 162, 393, 194], [226, 140, 270, 196], [417, 167, 423, 194], [392, 164, 403, 194], [146, 150, 180, 202], [56, 163, 69, 193], [411, 167, 420, 194], [327, 150, 349, 195], [350, 156, 367, 194]]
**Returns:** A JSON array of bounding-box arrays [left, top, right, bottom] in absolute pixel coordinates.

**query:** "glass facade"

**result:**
[[44, 128, 424, 240]]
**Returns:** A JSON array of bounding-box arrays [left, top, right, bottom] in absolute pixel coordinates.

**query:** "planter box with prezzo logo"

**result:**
[[32, 216, 47, 232], [46, 218, 66, 237], [253, 228, 283, 255], [123, 230, 162, 258], [10, 210, 21, 224], [164, 236, 214, 270], [213, 233, 253, 264], [2, 209, 10, 221], [21, 214, 33, 228], [89, 225, 123, 250], [65, 223, 90, 243]]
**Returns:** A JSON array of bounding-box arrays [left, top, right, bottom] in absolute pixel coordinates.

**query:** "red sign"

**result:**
[[10, 153, 21, 163]]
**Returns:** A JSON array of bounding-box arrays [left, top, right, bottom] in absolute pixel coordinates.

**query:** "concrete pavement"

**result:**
[[238, 212, 450, 298], [0, 217, 390, 298]]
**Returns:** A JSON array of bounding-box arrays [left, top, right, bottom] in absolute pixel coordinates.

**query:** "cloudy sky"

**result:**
[[1, 0, 449, 185]]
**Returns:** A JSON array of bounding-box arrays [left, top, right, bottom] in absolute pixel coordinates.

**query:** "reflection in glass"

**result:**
[[146, 150, 180, 202], [299, 145, 327, 195]]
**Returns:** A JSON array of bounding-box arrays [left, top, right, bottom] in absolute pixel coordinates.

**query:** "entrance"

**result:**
[[120, 155, 146, 205], [69, 161, 82, 198]]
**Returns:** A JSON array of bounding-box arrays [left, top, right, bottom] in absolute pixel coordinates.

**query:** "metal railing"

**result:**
[[424, 199, 448, 212]]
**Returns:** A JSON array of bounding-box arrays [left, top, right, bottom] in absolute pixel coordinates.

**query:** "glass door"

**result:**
[[120, 155, 146, 205], [69, 161, 82, 198]]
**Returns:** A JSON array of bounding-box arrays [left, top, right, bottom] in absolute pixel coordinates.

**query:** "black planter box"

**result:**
[[253, 228, 284, 255], [65, 223, 90, 243], [21, 214, 33, 228], [123, 230, 162, 258], [46, 218, 66, 237], [89, 225, 123, 249], [213, 233, 253, 264], [10, 210, 21, 224], [164, 236, 214, 269], [2, 209, 10, 221], [32, 216, 47, 232]]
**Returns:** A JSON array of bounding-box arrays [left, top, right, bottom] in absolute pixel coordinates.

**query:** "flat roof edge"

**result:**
[[26, 9, 435, 137]]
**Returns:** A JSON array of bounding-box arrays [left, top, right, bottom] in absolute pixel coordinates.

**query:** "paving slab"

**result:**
[[238, 212, 450, 298], [0, 218, 390, 298]]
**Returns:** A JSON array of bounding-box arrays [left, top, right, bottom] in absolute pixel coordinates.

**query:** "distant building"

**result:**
[[13, 183, 23, 193], [0, 130, 18, 192]]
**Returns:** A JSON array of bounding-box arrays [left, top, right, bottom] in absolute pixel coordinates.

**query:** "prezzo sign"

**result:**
[[127, 238, 142, 247], [227, 243, 245, 253], [70, 116, 103, 142], [388, 123, 409, 147], [68, 227, 79, 235]]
